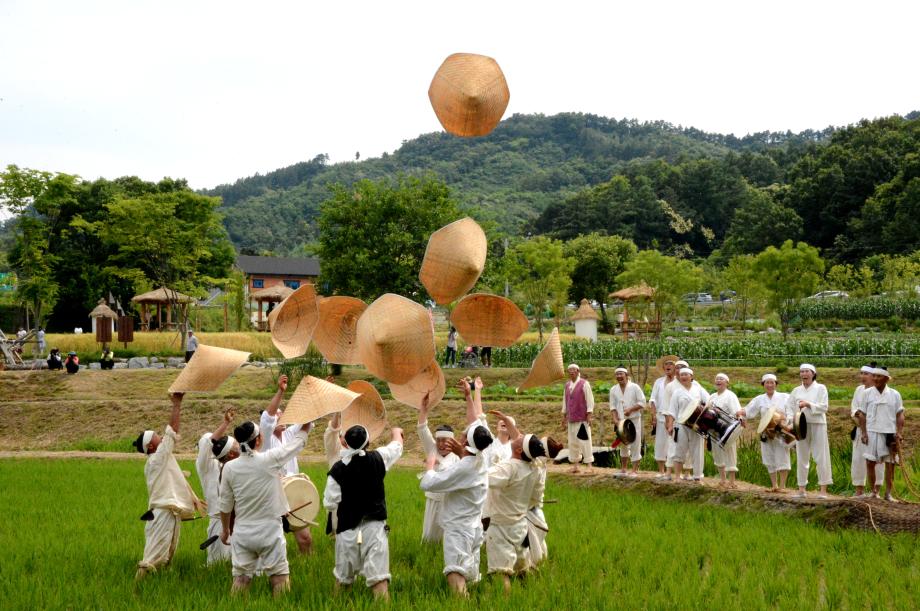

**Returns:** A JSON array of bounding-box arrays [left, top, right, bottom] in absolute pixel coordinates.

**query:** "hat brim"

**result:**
[[356, 294, 435, 385], [342, 380, 388, 442], [517, 328, 565, 392], [389, 361, 446, 410], [278, 376, 361, 426], [168, 344, 251, 393], [451, 293, 529, 348], [269, 284, 319, 359], [312, 296, 367, 365]]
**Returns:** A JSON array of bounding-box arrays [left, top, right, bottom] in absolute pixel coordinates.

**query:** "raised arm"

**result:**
[[169, 392, 183, 434], [264, 424, 308, 468], [266, 374, 288, 417], [489, 410, 521, 440], [212, 408, 234, 439], [458, 378, 478, 426], [377, 428, 404, 470]]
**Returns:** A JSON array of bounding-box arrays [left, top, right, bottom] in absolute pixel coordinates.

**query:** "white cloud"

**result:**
[[1, 0, 917, 189]]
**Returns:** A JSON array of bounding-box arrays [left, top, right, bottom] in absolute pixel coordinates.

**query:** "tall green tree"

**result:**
[[615, 250, 703, 323], [719, 254, 767, 330], [752, 240, 825, 337], [508, 236, 574, 341], [317, 175, 463, 302], [720, 187, 803, 256], [563, 233, 637, 328]]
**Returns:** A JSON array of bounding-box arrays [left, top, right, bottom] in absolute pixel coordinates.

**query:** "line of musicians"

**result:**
[[131, 374, 558, 598], [567, 357, 905, 501]]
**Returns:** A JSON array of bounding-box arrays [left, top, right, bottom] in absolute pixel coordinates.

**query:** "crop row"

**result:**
[[790, 297, 920, 321]]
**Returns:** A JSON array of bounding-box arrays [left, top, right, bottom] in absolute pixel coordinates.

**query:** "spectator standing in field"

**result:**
[[480, 346, 492, 368], [47, 348, 63, 370], [445, 326, 458, 368], [708, 373, 742, 488], [851, 364, 883, 497], [36, 327, 46, 356], [185, 330, 199, 362], [787, 364, 831, 498], [649, 356, 678, 478], [133, 392, 205, 579], [610, 366, 646, 477], [65, 351, 80, 374], [741, 374, 793, 492], [857, 367, 905, 502], [562, 363, 594, 473], [324, 424, 404, 600]]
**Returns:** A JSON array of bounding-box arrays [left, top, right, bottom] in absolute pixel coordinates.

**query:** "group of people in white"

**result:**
[[132, 374, 556, 598], [560, 357, 906, 501]]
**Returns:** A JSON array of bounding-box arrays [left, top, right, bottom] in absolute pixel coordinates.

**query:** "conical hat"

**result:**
[[656, 354, 680, 375], [278, 376, 361, 426], [450, 293, 528, 348], [312, 296, 367, 365], [168, 344, 250, 393], [419, 218, 487, 305], [428, 53, 510, 138], [269, 284, 319, 359], [356, 293, 435, 384], [342, 380, 388, 442], [388, 361, 446, 410], [516, 328, 564, 392]]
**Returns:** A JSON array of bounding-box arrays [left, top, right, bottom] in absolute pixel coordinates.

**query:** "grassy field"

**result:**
[[0, 458, 918, 610]]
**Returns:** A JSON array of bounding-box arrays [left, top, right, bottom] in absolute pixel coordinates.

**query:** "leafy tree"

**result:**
[[721, 187, 803, 256], [615, 250, 703, 323], [507, 236, 574, 341], [752, 240, 825, 337], [823, 263, 876, 297], [563, 233, 637, 328], [847, 152, 920, 258], [316, 175, 463, 302], [718, 255, 767, 330]]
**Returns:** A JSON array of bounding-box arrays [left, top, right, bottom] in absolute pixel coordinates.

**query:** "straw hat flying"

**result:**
[[311, 296, 367, 365], [419, 217, 488, 305], [278, 376, 362, 426], [356, 293, 435, 385], [269, 284, 319, 359], [389, 361, 446, 410], [517, 327, 565, 392], [168, 344, 251, 393], [342, 380, 388, 442], [428, 52, 510, 138], [450, 293, 528, 348]]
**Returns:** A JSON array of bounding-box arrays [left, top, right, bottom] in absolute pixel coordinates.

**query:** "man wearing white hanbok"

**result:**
[[741, 374, 792, 492], [649, 356, 678, 477], [857, 367, 905, 502], [609, 366, 646, 476], [708, 373, 742, 488], [561, 364, 594, 472], [786, 364, 831, 498], [195, 408, 236, 564], [666, 367, 709, 481], [417, 392, 460, 542], [850, 365, 883, 497]]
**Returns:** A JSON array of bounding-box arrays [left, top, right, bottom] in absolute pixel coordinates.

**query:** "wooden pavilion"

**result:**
[[610, 283, 661, 338], [132, 287, 195, 331], [250, 284, 293, 331]]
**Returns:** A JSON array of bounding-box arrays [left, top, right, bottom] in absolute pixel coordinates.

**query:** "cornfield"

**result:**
[[791, 297, 920, 321], [473, 336, 920, 367]]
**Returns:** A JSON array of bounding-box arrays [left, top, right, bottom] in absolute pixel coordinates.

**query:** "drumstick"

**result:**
[[200, 534, 220, 550], [286, 500, 318, 527]]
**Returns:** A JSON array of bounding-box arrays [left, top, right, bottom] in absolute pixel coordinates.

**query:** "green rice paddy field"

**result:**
[[1, 459, 918, 610]]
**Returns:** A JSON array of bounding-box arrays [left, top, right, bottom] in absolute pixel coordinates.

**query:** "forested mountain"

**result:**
[[205, 113, 834, 255]]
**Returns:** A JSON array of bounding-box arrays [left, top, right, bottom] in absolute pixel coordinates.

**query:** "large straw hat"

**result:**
[[278, 376, 361, 426], [168, 344, 251, 393], [269, 284, 319, 359], [342, 380, 388, 442], [419, 217, 487, 305], [450, 293, 528, 348], [516, 328, 565, 392], [656, 354, 680, 375], [388, 361, 446, 409], [356, 293, 435, 384], [312, 296, 367, 365], [428, 53, 510, 138]]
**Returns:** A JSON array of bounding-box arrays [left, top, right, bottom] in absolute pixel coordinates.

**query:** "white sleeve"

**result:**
[[264, 428, 307, 468], [218, 468, 234, 514], [608, 388, 617, 412], [323, 424, 341, 466], [488, 461, 513, 489], [417, 422, 437, 456], [649, 379, 662, 408], [376, 441, 404, 471], [195, 433, 212, 480], [323, 475, 341, 512], [700, 387, 710, 405], [420, 461, 474, 493], [808, 385, 829, 415], [895, 391, 904, 415], [632, 384, 646, 407], [561, 388, 567, 415], [728, 392, 741, 416], [585, 382, 595, 413], [260, 410, 277, 448]]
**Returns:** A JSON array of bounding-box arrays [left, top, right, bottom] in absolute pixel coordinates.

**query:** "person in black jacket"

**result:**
[[323, 424, 404, 600]]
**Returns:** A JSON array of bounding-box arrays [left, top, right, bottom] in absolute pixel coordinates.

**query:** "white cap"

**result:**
[[799, 363, 817, 374]]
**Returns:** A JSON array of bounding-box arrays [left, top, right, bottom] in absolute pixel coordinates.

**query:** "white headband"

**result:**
[[434, 430, 453, 440], [675, 360, 689, 368], [715, 373, 729, 383], [860, 365, 874, 374], [522, 433, 536, 460], [216, 436, 237, 460], [241, 422, 261, 452], [567, 363, 580, 371], [761, 373, 777, 383], [871, 367, 891, 379], [614, 367, 628, 375], [799, 363, 816, 374], [680, 367, 694, 376], [142, 430, 154, 454]]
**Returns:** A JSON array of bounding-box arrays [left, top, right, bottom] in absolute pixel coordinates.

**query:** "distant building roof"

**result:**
[[236, 255, 320, 277]]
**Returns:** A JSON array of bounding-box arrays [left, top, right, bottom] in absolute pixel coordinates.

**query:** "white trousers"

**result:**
[[334, 521, 390, 587], [442, 524, 483, 583], [669, 425, 703, 478], [524, 508, 548, 568], [864, 431, 896, 464], [422, 496, 444, 542], [206, 515, 231, 565], [566, 421, 594, 464], [231, 519, 288, 578], [138, 508, 180, 571], [618, 416, 642, 463], [760, 438, 792, 474], [485, 520, 530, 575], [654, 419, 669, 462], [712, 438, 738, 472], [852, 435, 884, 485], [796, 423, 833, 486]]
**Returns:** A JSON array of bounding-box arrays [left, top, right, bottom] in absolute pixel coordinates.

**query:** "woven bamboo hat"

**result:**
[[656, 354, 680, 375], [419, 217, 487, 305], [428, 53, 510, 137], [312, 296, 367, 365], [356, 293, 435, 384], [516, 327, 564, 392], [168, 344, 251, 393], [388, 360, 446, 409], [278, 375, 361, 426], [269, 284, 319, 359], [342, 380, 388, 442], [450, 293, 528, 348]]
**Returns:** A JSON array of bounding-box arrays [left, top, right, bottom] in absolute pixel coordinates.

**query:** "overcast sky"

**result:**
[[1, 0, 917, 190]]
